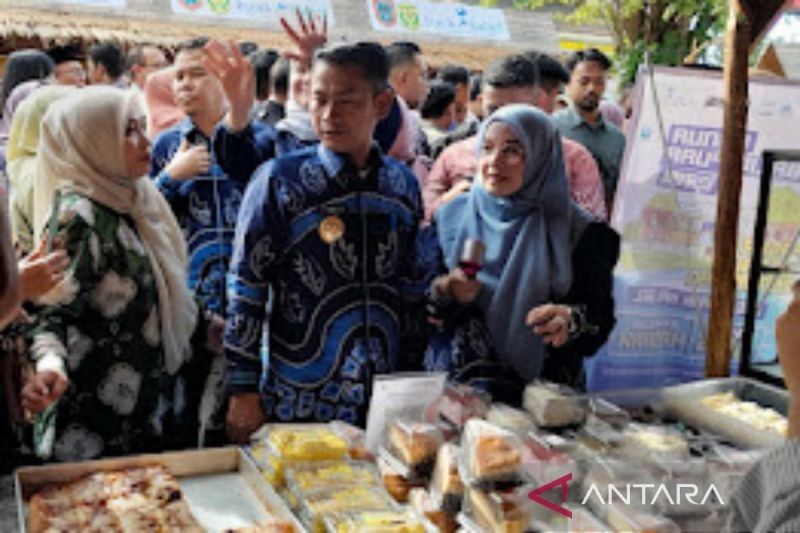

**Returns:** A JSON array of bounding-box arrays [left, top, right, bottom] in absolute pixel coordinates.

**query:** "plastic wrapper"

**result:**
[[520, 432, 578, 487], [523, 381, 584, 428], [247, 442, 282, 487], [378, 455, 426, 503], [564, 506, 611, 532], [463, 486, 527, 533], [386, 419, 444, 476], [408, 488, 457, 533], [330, 421, 373, 461], [485, 404, 536, 434], [299, 486, 397, 533], [324, 509, 431, 533], [613, 423, 690, 465], [604, 503, 680, 533], [706, 443, 764, 503], [429, 443, 463, 514], [461, 419, 526, 487], [264, 424, 350, 462], [586, 397, 631, 427], [285, 461, 380, 500], [426, 384, 490, 430]]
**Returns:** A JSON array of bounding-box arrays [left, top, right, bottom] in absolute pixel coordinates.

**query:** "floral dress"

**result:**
[[29, 192, 211, 462]]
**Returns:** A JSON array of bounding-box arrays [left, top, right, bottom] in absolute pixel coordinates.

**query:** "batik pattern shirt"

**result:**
[[151, 118, 274, 314], [28, 192, 208, 461], [224, 144, 430, 425]]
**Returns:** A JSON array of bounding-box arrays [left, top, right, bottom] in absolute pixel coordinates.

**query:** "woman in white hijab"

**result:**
[[20, 87, 222, 461]]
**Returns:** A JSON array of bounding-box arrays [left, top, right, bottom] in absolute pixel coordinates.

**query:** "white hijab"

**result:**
[[34, 86, 197, 374]]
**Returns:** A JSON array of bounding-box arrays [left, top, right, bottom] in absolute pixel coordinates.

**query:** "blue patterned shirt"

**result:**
[[224, 144, 430, 424], [151, 118, 275, 314]]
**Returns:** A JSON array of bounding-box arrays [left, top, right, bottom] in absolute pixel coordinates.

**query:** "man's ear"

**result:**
[[375, 87, 395, 121]]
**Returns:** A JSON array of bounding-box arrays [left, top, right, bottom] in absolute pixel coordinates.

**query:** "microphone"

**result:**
[[459, 239, 485, 280]]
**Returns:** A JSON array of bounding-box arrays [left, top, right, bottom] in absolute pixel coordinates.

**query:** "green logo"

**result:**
[[207, 0, 230, 14], [398, 4, 419, 30]]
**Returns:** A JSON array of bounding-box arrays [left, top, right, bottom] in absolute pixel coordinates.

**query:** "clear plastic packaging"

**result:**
[[520, 432, 577, 487], [426, 383, 491, 430], [565, 506, 611, 532], [523, 381, 584, 428], [429, 443, 463, 514], [461, 419, 526, 487], [464, 486, 527, 533], [330, 421, 373, 461], [247, 442, 282, 487], [408, 488, 457, 533], [285, 461, 380, 499], [485, 403, 536, 434], [586, 397, 631, 427], [265, 424, 350, 462], [378, 454, 426, 503], [614, 423, 691, 465], [604, 503, 680, 533], [324, 509, 431, 533], [387, 419, 444, 475], [299, 486, 397, 533]]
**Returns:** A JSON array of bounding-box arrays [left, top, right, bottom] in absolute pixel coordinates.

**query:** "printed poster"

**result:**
[[55, 0, 126, 7], [586, 67, 800, 391], [367, 0, 509, 41], [171, 0, 334, 26]]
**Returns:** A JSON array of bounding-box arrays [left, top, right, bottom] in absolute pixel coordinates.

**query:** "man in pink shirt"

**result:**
[[424, 53, 607, 222]]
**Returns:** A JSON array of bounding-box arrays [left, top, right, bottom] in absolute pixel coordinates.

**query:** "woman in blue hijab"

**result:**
[[424, 104, 619, 401]]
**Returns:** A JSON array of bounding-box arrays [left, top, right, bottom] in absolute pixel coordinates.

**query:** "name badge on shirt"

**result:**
[[319, 215, 345, 244]]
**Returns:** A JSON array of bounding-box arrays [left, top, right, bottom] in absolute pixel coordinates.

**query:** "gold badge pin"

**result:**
[[319, 215, 345, 244]]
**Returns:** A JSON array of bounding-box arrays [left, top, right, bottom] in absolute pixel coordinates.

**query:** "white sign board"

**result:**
[[55, 0, 126, 7], [586, 67, 800, 391], [170, 0, 334, 27]]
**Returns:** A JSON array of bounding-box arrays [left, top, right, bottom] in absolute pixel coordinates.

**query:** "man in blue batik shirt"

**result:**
[[204, 40, 430, 440], [150, 37, 275, 314]]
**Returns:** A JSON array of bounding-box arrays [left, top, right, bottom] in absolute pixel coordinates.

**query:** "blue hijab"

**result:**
[[435, 104, 590, 381]]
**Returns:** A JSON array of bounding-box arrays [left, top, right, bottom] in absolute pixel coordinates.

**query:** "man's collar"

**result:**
[[179, 117, 202, 137], [565, 105, 606, 130], [317, 143, 385, 178]]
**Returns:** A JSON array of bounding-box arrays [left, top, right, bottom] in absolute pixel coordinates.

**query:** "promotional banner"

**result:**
[[171, 0, 334, 26], [56, 0, 126, 7], [367, 0, 509, 41], [586, 67, 800, 391]]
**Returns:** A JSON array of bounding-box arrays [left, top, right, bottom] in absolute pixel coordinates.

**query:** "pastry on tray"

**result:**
[[466, 487, 525, 533], [430, 443, 463, 512], [27, 466, 202, 533], [464, 419, 524, 484], [701, 391, 788, 436], [523, 381, 584, 428], [387, 419, 443, 469]]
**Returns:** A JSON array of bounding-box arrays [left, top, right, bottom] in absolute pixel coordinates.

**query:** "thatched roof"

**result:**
[[0, 6, 526, 70]]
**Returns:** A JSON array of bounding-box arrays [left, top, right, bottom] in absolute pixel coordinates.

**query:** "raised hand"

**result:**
[[203, 40, 255, 131], [280, 8, 328, 66]]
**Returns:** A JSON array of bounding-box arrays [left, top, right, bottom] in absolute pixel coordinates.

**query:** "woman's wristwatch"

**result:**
[[567, 305, 597, 339]]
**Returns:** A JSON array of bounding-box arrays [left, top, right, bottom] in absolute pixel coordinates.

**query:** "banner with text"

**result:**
[[586, 67, 800, 391], [56, 0, 126, 7], [171, 0, 334, 26], [367, 0, 509, 41]]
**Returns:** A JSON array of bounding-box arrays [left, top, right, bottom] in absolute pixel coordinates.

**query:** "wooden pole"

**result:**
[[706, 0, 751, 377]]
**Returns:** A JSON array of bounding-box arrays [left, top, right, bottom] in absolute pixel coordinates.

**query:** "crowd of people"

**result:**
[[0, 11, 648, 467]]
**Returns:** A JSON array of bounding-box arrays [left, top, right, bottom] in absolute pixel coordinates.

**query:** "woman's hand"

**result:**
[[19, 238, 69, 301], [778, 280, 800, 439], [526, 304, 572, 348], [21, 370, 69, 416], [434, 268, 481, 304]]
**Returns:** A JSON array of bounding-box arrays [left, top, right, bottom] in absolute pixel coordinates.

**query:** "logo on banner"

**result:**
[[207, 0, 231, 14], [373, 0, 397, 26], [398, 3, 420, 30], [179, 0, 203, 10]]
